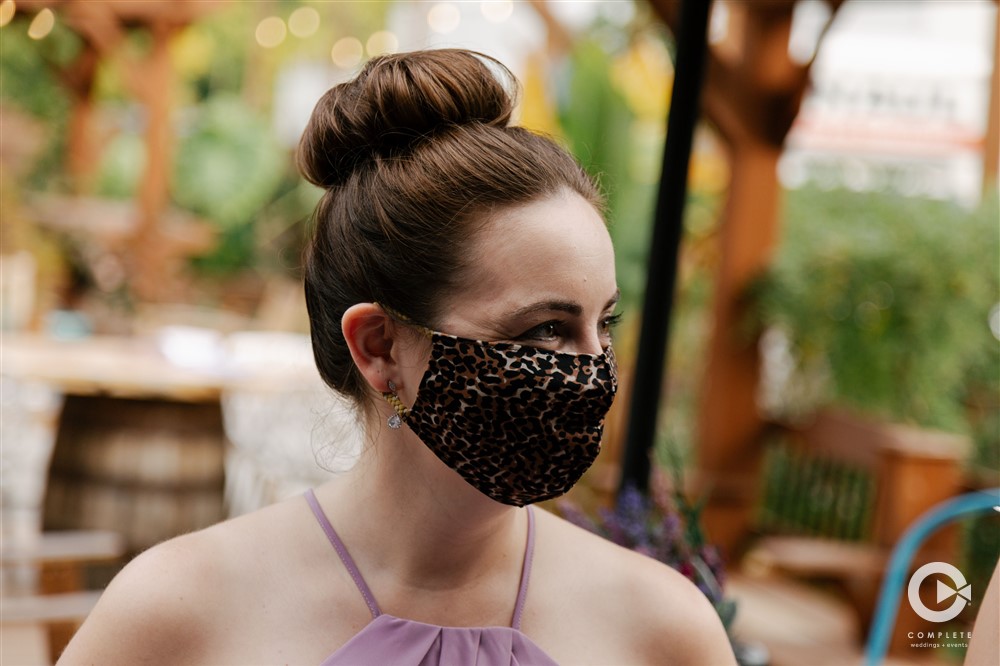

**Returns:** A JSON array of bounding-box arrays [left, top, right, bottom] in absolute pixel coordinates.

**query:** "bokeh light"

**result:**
[[255, 16, 287, 49], [366, 30, 398, 57], [27, 7, 53, 40], [0, 1, 16, 28], [288, 6, 320, 38], [427, 3, 460, 34], [480, 0, 513, 24], [331, 36, 363, 69]]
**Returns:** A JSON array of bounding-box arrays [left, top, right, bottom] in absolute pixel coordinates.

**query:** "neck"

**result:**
[[314, 423, 525, 591]]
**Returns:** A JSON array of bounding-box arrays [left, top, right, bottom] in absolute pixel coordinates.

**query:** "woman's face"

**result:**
[[437, 188, 619, 355]]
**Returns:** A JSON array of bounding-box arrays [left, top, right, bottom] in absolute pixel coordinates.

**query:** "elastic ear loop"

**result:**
[[374, 303, 433, 426]]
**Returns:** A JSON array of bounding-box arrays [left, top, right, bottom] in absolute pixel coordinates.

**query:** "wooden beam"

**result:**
[[130, 19, 181, 301], [59, 44, 99, 194]]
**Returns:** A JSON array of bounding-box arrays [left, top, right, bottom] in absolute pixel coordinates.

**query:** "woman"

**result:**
[[60, 49, 736, 665]]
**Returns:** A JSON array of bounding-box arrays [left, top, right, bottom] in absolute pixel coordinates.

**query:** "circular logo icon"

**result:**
[[907, 561, 971, 623]]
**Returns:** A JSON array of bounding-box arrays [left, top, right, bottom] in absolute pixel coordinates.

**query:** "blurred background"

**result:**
[[1, 1, 997, 664]]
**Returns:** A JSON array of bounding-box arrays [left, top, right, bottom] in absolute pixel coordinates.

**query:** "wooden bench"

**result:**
[[2, 529, 125, 663], [744, 409, 969, 654], [2, 530, 124, 567]]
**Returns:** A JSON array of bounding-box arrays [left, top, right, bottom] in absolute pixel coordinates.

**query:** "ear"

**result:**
[[342, 303, 397, 394]]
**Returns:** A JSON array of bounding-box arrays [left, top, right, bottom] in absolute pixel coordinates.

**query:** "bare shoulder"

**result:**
[[57, 527, 221, 664], [534, 507, 737, 666], [58, 498, 309, 665]]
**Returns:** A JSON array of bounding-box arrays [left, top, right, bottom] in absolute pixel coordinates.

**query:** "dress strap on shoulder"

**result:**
[[304, 489, 382, 619], [510, 506, 536, 631]]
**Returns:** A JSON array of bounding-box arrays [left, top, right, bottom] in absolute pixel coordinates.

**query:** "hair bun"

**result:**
[[298, 49, 517, 188]]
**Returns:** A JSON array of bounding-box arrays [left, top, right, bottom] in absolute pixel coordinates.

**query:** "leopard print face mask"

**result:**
[[388, 330, 618, 507]]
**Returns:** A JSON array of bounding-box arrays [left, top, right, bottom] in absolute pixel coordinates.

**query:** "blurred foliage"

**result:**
[[0, 17, 76, 190], [558, 36, 639, 307], [171, 3, 253, 102], [172, 95, 285, 229], [0, 17, 78, 115], [751, 187, 999, 465], [1, 1, 336, 283], [96, 131, 144, 199], [190, 177, 320, 277]]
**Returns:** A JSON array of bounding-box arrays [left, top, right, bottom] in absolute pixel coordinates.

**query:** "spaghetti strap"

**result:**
[[305, 490, 536, 629], [510, 506, 536, 631], [304, 489, 381, 619]]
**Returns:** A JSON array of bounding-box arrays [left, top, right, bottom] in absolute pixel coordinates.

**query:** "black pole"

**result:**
[[619, 0, 713, 495]]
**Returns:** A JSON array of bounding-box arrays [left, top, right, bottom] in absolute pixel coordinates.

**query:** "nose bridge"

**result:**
[[576, 328, 605, 356]]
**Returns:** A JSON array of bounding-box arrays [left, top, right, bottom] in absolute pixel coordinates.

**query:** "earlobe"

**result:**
[[342, 303, 395, 393]]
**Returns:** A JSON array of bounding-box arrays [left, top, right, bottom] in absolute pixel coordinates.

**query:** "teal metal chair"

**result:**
[[864, 487, 1000, 665]]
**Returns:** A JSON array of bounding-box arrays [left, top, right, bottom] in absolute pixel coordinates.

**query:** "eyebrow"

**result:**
[[507, 289, 622, 320]]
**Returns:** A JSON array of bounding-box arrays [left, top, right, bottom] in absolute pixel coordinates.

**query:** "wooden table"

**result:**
[[3, 333, 227, 402]]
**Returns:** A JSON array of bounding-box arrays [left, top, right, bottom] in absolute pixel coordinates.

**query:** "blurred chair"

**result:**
[[1, 375, 125, 663], [2, 376, 64, 595], [745, 410, 968, 644], [220, 332, 362, 516]]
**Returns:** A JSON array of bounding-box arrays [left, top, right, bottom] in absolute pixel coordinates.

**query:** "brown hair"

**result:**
[[299, 49, 603, 408]]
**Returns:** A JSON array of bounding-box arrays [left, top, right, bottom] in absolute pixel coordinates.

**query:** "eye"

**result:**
[[516, 320, 562, 342], [600, 312, 623, 336]]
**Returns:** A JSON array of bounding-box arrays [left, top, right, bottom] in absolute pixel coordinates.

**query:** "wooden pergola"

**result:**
[[17, 0, 227, 301]]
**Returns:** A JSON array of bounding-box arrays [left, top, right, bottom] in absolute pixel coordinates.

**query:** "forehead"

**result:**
[[442, 191, 617, 323]]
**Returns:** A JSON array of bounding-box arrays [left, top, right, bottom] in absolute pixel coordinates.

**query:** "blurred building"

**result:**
[[780, 0, 997, 207]]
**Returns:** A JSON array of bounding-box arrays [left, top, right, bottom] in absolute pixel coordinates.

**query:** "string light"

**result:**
[[366, 31, 398, 57], [288, 6, 320, 38], [331, 36, 363, 69], [480, 1, 513, 24], [27, 7, 53, 40], [427, 3, 460, 34], [0, 1, 16, 28], [255, 16, 286, 49]]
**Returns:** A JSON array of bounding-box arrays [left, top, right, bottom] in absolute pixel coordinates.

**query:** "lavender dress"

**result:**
[[305, 490, 559, 665]]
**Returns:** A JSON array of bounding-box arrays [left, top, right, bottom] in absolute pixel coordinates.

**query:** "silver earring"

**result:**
[[384, 380, 404, 429]]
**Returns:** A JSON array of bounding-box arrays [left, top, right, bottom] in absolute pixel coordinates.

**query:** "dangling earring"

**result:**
[[383, 380, 406, 429]]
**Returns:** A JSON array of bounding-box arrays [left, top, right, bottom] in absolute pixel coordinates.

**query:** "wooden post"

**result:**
[[695, 139, 782, 553], [131, 20, 178, 302], [63, 46, 100, 195]]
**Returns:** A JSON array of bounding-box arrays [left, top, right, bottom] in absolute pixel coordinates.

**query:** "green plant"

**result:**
[[172, 95, 285, 230], [750, 187, 999, 440]]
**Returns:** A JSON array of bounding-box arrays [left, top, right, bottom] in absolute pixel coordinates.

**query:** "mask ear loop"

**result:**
[[374, 303, 433, 428]]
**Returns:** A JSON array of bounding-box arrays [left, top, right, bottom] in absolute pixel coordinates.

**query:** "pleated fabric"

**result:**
[[320, 614, 559, 666]]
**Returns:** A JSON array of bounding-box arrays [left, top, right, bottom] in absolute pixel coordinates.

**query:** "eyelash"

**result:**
[[517, 312, 623, 341], [602, 312, 624, 333]]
